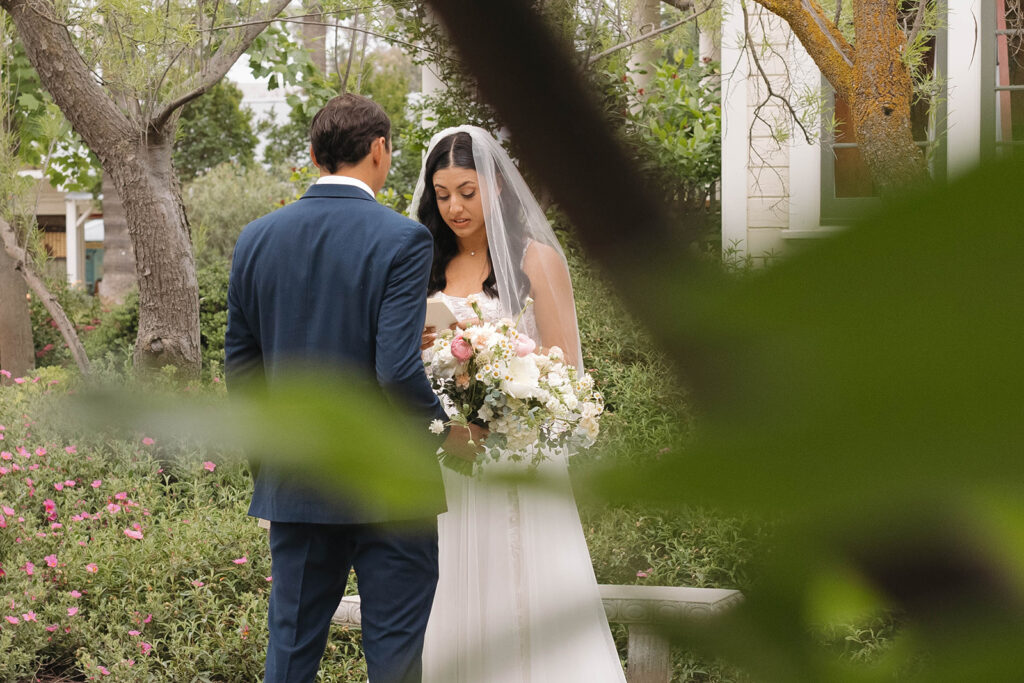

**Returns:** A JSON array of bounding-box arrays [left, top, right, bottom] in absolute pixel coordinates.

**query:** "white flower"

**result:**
[[547, 346, 564, 362], [500, 356, 541, 399], [429, 419, 445, 435], [580, 402, 602, 419], [579, 416, 600, 442]]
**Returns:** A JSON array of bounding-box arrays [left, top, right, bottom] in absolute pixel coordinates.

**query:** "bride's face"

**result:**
[[433, 167, 485, 240]]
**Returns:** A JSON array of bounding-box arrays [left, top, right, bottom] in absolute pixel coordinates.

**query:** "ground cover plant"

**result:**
[[0, 369, 365, 682]]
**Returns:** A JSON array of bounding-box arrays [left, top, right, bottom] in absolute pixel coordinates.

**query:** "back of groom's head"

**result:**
[[310, 93, 391, 173]]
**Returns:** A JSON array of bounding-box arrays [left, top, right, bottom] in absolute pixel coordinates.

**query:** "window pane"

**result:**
[[997, 0, 1024, 157]]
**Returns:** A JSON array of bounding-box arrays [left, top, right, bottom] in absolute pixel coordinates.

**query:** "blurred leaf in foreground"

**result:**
[[68, 370, 445, 520], [585, 157, 1024, 682]]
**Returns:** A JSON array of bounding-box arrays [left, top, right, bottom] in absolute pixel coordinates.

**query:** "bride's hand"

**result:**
[[442, 423, 489, 462], [421, 325, 437, 351], [455, 317, 481, 329]]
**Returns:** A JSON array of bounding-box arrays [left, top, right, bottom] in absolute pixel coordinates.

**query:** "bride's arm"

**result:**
[[522, 242, 580, 367]]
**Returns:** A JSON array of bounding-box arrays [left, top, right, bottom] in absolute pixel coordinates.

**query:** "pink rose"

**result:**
[[515, 335, 536, 357], [450, 335, 474, 362]]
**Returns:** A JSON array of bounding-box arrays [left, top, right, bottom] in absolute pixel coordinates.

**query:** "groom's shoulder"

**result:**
[[372, 207, 431, 244]]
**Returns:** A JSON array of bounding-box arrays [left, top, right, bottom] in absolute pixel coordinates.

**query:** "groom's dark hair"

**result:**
[[310, 93, 391, 173]]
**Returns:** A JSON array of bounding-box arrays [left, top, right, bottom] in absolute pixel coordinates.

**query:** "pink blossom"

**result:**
[[45, 624, 58, 632], [0, 369, 9, 378], [35, 447, 46, 456], [114, 492, 127, 501], [70, 590, 82, 598], [1, 451, 10, 461], [106, 503, 121, 514], [50, 522, 62, 529], [85, 563, 98, 573], [65, 446, 77, 454], [44, 554, 58, 568], [191, 579, 204, 587], [1, 505, 13, 515], [21, 611, 36, 622], [98, 665, 110, 675], [232, 556, 248, 564], [54, 482, 64, 491], [128, 629, 140, 636], [140, 642, 153, 655], [265, 576, 273, 582], [43, 499, 56, 514], [123, 528, 144, 540], [67, 606, 78, 616], [142, 614, 152, 623], [450, 335, 474, 362], [14, 377, 25, 384], [0, 467, 8, 475], [64, 479, 75, 487], [91, 480, 102, 488], [22, 562, 34, 576], [5, 615, 18, 624], [0, 514, 5, 529], [515, 334, 537, 357], [141, 437, 155, 446], [0, 566, 5, 578], [202, 461, 216, 472]]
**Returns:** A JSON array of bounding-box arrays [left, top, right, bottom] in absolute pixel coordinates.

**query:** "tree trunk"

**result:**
[[631, 0, 662, 91], [107, 135, 201, 378], [98, 172, 136, 305], [301, 0, 327, 73], [0, 217, 90, 375], [850, 0, 929, 194], [0, 240, 34, 380]]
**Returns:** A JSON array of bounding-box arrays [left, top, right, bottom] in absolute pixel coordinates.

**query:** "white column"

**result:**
[[64, 196, 85, 288], [787, 37, 822, 230], [721, 0, 749, 254], [947, 0, 983, 178]]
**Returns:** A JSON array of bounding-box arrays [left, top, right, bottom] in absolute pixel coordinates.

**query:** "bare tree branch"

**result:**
[[744, 3, 813, 145], [0, 217, 90, 375], [588, 1, 715, 64], [150, 0, 292, 131], [201, 16, 452, 61], [833, 0, 842, 27]]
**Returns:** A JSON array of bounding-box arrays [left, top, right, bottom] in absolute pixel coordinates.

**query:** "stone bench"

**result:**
[[332, 584, 742, 683]]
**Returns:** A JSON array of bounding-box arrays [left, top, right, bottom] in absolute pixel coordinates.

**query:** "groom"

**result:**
[[226, 93, 481, 682]]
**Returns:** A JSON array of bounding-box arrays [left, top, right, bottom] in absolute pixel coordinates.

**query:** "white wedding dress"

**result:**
[[421, 293, 626, 683]]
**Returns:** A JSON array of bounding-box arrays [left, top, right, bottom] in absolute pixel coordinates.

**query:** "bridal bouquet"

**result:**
[[424, 297, 604, 475]]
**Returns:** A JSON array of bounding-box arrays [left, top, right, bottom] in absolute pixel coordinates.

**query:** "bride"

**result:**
[[412, 126, 626, 682]]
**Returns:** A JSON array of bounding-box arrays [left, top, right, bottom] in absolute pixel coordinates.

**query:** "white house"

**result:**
[[720, 0, 1022, 260]]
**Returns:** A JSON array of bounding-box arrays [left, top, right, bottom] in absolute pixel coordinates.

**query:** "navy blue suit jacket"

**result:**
[[225, 182, 448, 524]]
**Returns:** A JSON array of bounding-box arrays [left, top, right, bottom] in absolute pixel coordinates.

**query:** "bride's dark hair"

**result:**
[[417, 132, 499, 298]]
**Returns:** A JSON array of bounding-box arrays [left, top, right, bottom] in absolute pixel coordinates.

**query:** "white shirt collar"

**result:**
[[315, 174, 375, 200]]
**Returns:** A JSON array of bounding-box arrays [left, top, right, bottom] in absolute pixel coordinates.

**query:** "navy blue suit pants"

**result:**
[[264, 520, 439, 683]]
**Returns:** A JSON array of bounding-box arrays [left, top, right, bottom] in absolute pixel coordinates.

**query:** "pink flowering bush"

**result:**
[[0, 368, 365, 682]]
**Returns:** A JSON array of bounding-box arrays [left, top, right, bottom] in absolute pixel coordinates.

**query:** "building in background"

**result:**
[[720, 0, 1021, 261]]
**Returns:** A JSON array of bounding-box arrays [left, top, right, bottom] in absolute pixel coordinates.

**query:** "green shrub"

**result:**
[[0, 370, 364, 681], [183, 162, 294, 266]]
